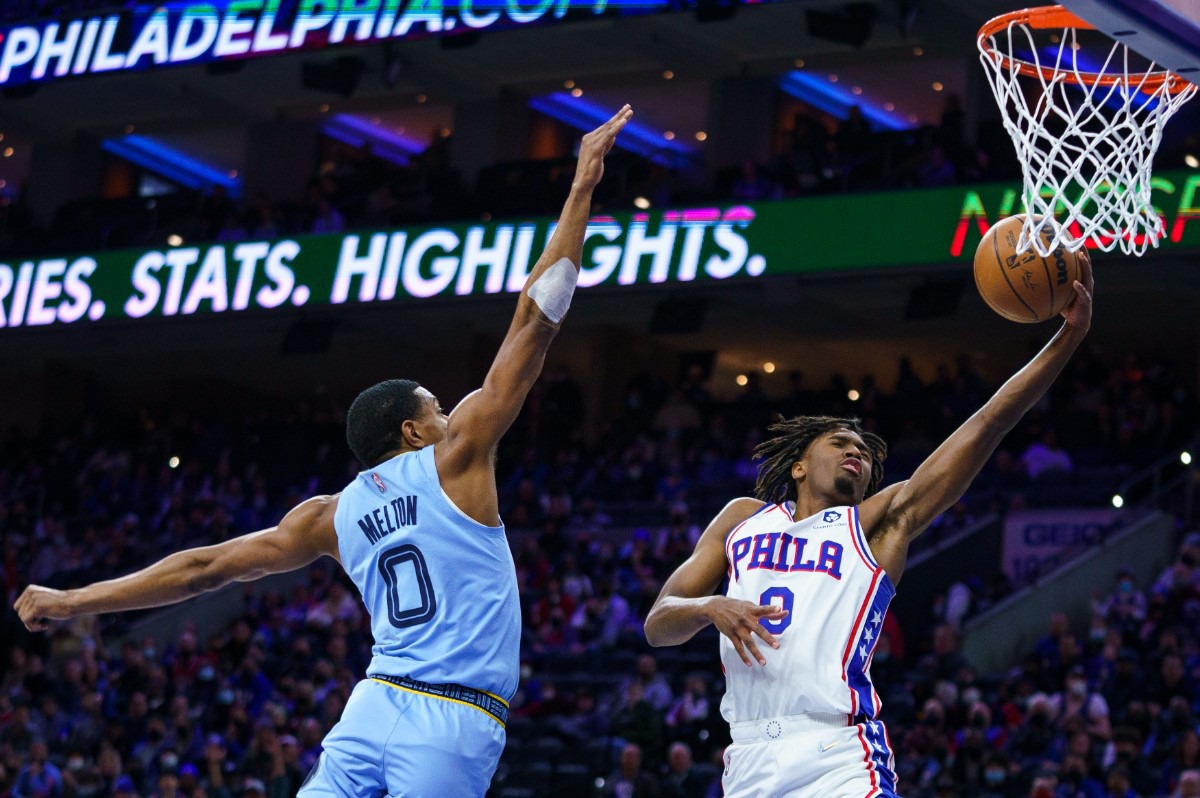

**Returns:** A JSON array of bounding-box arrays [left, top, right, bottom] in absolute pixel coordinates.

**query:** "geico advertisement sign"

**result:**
[[0, 207, 763, 328]]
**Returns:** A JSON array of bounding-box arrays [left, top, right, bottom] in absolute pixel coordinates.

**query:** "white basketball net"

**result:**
[[978, 19, 1198, 256]]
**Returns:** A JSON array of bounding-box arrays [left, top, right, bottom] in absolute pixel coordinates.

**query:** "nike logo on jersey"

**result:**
[[818, 737, 844, 752], [730, 532, 844, 582], [356, 495, 419, 545]]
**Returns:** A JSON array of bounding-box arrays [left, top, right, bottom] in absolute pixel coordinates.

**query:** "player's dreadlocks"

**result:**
[[753, 416, 887, 504]]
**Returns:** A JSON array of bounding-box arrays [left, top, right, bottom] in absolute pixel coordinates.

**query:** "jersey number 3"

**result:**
[[759, 586, 794, 635], [378, 544, 437, 628]]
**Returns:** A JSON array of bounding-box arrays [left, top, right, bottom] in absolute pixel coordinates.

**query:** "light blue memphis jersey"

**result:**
[[332, 446, 521, 700]]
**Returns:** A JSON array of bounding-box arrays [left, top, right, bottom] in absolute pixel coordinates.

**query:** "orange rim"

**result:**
[[977, 4, 1194, 94]]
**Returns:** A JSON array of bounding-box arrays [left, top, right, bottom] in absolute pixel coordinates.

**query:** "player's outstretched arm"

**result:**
[[439, 106, 633, 474], [645, 498, 788, 667], [861, 256, 1094, 579], [13, 495, 339, 632]]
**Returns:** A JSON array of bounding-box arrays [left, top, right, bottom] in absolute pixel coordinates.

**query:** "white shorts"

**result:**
[[722, 715, 899, 798]]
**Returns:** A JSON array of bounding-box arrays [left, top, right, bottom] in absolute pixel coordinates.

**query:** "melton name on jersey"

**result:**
[[332, 445, 522, 701], [719, 502, 896, 724]]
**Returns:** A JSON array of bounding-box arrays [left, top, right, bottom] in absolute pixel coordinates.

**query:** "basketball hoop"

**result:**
[[977, 5, 1198, 256]]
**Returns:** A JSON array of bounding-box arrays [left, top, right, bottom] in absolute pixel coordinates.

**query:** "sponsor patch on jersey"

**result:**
[[822, 510, 842, 523], [372, 473, 387, 494]]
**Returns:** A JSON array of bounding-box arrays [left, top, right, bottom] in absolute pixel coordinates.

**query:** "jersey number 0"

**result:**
[[378, 544, 438, 628]]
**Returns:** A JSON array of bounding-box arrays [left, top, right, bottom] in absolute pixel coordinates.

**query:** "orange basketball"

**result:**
[[973, 215, 1088, 323]]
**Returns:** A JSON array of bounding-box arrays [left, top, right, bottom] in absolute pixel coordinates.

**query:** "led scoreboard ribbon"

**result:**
[[0, 0, 758, 87], [1, 170, 1199, 331]]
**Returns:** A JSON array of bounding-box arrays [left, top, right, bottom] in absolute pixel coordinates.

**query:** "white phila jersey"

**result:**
[[719, 502, 896, 724]]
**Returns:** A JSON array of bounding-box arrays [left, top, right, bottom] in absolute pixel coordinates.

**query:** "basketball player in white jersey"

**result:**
[[14, 106, 633, 798], [646, 258, 1093, 797]]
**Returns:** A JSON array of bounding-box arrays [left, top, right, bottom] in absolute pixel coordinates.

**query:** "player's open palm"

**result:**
[[1060, 249, 1094, 332], [14, 585, 73, 631], [707, 595, 787, 667], [573, 104, 633, 191]]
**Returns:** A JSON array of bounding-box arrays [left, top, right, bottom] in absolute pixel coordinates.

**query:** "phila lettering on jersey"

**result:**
[[719, 503, 896, 725]]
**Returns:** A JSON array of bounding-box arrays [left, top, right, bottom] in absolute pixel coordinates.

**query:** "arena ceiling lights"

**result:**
[[100, 134, 243, 198], [321, 114, 428, 166], [777, 71, 913, 131], [529, 93, 698, 168]]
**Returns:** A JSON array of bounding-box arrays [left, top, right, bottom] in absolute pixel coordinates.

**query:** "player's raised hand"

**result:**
[[1061, 248, 1093, 333], [706, 595, 787, 667], [573, 104, 633, 192], [14, 585, 74, 632]]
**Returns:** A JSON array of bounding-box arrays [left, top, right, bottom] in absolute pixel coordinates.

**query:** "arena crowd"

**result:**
[[0, 343, 1197, 797]]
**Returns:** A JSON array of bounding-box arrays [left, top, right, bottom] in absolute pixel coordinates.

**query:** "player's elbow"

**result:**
[[517, 295, 566, 334], [643, 607, 672, 647], [185, 556, 230, 595]]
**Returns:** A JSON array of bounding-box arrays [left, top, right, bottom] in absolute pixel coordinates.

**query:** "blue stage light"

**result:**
[[777, 71, 913, 131], [529, 93, 698, 168], [100, 135, 242, 198]]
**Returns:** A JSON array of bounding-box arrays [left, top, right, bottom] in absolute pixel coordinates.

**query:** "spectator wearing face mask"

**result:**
[[979, 754, 1018, 798], [156, 748, 183, 782], [60, 750, 104, 798], [1093, 567, 1147, 629], [1049, 666, 1111, 740]]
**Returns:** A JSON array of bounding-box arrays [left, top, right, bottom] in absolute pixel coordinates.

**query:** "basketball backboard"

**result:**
[[1062, 0, 1200, 79]]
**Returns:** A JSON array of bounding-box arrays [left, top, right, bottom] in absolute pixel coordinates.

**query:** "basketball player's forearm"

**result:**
[[980, 323, 1085, 432], [895, 323, 1087, 536], [524, 186, 591, 287], [69, 549, 230, 615], [517, 106, 631, 322], [645, 596, 717, 647], [504, 186, 592, 335]]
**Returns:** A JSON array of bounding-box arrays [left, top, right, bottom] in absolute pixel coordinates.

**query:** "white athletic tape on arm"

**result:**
[[526, 257, 578, 324]]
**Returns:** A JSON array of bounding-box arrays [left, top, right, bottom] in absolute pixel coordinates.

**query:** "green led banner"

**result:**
[[2, 169, 1199, 330]]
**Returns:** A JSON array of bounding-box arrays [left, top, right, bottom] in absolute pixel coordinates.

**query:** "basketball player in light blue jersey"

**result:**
[[15, 105, 634, 797]]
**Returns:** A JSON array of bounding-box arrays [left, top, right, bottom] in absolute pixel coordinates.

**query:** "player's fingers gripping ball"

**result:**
[[974, 215, 1087, 323]]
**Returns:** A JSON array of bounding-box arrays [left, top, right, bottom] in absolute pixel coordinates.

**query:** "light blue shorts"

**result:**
[[299, 678, 506, 798]]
